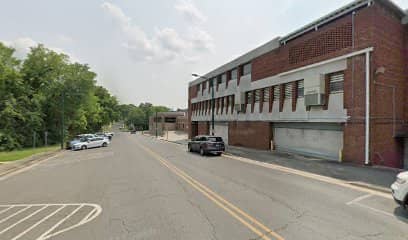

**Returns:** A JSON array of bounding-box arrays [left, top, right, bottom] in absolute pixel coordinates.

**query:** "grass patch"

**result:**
[[0, 145, 59, 162]]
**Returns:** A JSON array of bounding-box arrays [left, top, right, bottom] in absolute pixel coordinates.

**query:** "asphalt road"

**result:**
[[0, 131, 407, 240]]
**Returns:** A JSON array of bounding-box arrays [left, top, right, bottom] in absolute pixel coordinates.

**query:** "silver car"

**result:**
[[72, 137, 109, 151]]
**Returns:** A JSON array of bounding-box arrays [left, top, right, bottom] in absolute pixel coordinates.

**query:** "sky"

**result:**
[[1, 0, 407, 109]]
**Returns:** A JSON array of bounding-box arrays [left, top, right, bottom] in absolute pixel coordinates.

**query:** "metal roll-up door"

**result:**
[[273, 123, 343, 161]]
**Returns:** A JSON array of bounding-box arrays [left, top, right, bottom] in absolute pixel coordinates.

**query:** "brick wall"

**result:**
[[228, 121, 271, 150], [197, 121, 209, 136], [342, 3, 407, 168]]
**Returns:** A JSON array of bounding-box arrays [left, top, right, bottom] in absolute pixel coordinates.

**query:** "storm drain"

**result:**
[[0, 203, 101, 240]]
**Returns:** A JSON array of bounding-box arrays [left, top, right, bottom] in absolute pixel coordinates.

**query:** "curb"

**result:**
[[223, 153, 391, 195], [155, 137, 392, 196], [0, 149, 62, 178], [348, 181, 391, 194]]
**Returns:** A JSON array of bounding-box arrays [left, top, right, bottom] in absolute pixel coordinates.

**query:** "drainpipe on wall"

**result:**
[[365, 51, 370, 165]]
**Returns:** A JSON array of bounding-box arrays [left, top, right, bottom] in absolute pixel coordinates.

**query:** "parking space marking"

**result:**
[[0, 206, 30, 224], [346, 194, 372, 205], [0, 203, 102, 240], [223, 154, 392, 199], [351, 202, 395, 218], [0, 205, 48, 234], [0, 206, 12, 215]]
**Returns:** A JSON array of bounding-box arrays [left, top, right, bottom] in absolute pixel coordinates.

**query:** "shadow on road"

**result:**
[[393, 206, 408, 223]]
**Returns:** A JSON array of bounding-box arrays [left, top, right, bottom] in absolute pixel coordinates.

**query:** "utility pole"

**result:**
[[155, 111, 158, 138], [61, 91, 65, 150]]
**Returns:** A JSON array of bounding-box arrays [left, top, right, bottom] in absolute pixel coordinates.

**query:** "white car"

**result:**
[[391, 171, 408, 209], [72, 137, 109, 151]]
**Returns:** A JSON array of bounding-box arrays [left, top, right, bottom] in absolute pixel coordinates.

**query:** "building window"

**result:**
[[285, 83, 292, 99], [329, 72, 344, 93], [243, 63, 251, 76], [221, 73, 227, 83], [273, 86, 280, 101], [202, 81, 206, 90], [231, 68, 238, 80], [264, 87, 270, 102], [197, 84, 200, 92], [254, 89, 260, 103], [246, 91, 253, 104], [297, 80, 304, 98], [210, 78, 216, 87]]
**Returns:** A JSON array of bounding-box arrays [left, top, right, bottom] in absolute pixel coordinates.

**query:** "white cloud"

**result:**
[[2, 37, 37, 59], [101, 2, 131, 27], [174, 0, 207, 24], [101, 2, 214, 63], [1, 37, 79, 62], [188, 27, 214, 52]]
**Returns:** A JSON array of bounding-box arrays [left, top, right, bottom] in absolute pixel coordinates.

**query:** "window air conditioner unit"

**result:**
[[304, 74, 326, 107]]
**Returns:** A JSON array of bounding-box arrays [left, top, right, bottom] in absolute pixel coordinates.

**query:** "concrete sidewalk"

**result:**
[[158, 133, 400, 191], [226, 145, 401, 191]]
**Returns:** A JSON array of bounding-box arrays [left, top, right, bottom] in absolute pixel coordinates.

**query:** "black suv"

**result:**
[[188, 135, 225, 156]]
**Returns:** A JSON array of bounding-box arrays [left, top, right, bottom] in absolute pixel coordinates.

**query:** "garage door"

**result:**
[[273, 123, 343, 161], [214, 122, 229, 145]]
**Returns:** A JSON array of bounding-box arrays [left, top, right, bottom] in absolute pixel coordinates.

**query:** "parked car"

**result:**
[[188, 135, 225, 156], [391, 171, 408, 209], [95, 132, 111, 141], [72, 137, 109, 151], [66, 134, 95, 149]]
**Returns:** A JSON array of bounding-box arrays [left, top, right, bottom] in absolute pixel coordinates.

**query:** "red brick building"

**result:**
[[188, 0, 408, 169]]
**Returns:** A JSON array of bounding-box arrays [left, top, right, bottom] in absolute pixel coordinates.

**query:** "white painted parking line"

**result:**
[[352, 202, 395, 218], [0, 205, 48, 234], [0, 206, 12, 215], [0, 206, 30, 224], [0, 203, 102, 240], [346, 194, 372, 205], [36, 205, 83, 240], [10, 205, 65, 240]]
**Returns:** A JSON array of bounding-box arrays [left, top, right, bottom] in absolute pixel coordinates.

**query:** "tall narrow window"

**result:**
[[217, 76, 222, 85], [297, 80, 304, 98], [231, 68, 238, 80], [221, 73, 227, 83], [264, 87, 270, 102], [243, 63, 251, 75], [254, 89, 260, 103], [246, 91, 253, 104], [273, 86, 280, 101], [285, 83, 292, 99], [329, 72, 344, 93]]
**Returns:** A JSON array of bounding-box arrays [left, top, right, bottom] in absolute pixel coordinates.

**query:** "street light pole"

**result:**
[[192, 73, 214, 136], [61, 91, 65, 150]]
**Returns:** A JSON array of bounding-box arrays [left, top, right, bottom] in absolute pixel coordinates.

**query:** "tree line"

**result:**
[[0, 43, 122, 150], [0, 42, 175, 151]]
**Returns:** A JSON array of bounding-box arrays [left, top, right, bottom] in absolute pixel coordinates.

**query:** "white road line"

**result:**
[[43, 204, 102, 240], [223, 154, 392, 199], [353, 202, 395, 218], [0, 206, 30, 224], [36, 204, 84, 240], [346, 194, 373, 205], [10, 205, 65, 240], [81, 208, 97, 223], [0, 206, 12, 215], [0, 205, 48, 234]]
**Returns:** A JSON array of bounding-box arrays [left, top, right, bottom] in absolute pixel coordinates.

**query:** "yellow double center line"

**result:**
[[137, 143, 285, 240]]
